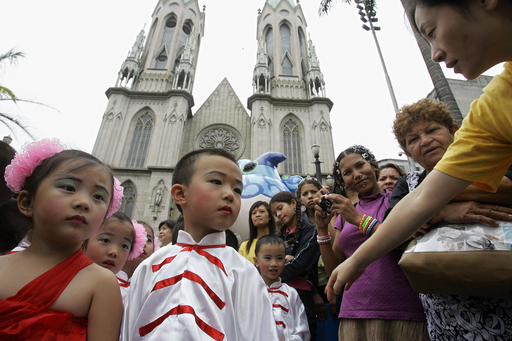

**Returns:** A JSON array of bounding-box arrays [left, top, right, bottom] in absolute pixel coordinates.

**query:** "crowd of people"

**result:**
[[2, 0, 512, 339]]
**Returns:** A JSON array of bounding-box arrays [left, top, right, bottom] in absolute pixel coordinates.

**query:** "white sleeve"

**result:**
[[233, 261, 280, 341], [120, 261, 151, 341], [287, 289, 310, 341]]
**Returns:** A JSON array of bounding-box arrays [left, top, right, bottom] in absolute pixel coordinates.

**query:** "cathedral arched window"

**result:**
[[119, 182, 136, 218], [265, 28, 274, 78], [280, 24, 292, 75], [156, 16, 177, 69], [283, 118, 302, 174], [126, 112, 153, 168]]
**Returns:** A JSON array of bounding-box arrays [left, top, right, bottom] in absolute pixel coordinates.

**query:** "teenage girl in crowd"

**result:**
[[270, 191, 320, 340], [326, 0, 512, 316], [297, 178, 337, 322], [239, 200, 276, 264], [83, 212, 147, 275], [0, 138, 124, 340], [118, 221, 157, 301], [377, 163, 405, 192], [314, 145, 429, 340]]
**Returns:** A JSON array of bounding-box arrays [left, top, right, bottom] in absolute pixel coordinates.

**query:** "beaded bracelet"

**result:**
[[317, 232, 332, 245], [365, 218, 379, 236], [359, 215, 379, 235]]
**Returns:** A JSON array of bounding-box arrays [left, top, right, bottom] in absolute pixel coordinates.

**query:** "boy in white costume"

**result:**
[[121, 148, 278, 341], [254, 235, 310, 341]]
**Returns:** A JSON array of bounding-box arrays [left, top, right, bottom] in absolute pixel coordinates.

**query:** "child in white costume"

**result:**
[[122, 148, 278, 341], [254, 235, 310, 341]]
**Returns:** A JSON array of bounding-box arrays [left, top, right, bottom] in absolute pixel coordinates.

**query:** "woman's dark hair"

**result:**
[[23, 150, 115, 209], [269, 191, 302, 245], [225, 229, 239, 250], [245, 200, 276, 253], [171, 216, 185, 244], [378, 163, 406, 178], [158, 219, 176, 231], [255, 234, 286, 257], [0, 198, 32, 254], [332, 145, 378, 189], [405, 0, 475, 35], [0, 141, 15, 206]]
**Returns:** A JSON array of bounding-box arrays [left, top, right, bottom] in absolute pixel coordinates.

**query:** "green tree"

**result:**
[[319, 0, 463, 125]]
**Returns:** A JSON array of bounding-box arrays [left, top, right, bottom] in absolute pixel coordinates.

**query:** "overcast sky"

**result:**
[[0, 0, 504, 165]]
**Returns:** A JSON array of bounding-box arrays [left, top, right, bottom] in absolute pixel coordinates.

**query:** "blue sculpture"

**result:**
[[231, 152, 303, 241]]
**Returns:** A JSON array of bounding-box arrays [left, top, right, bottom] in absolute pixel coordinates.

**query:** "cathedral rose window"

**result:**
[[198, 128, 241, 156]]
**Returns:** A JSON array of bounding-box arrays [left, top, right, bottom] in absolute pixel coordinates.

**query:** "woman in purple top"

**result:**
[[314, 145, 428, 340]]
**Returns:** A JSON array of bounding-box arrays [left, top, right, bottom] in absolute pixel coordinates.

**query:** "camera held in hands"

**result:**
[[318, 196, 334, 214]]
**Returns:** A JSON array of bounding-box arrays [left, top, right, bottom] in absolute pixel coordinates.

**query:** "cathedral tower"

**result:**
[[93, 0, 205, 221], [248, 0, 335, 177], [92, 0, 336, 225]]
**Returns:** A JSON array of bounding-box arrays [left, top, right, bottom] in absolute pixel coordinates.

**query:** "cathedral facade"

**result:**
[[92, 0, 336, 223]]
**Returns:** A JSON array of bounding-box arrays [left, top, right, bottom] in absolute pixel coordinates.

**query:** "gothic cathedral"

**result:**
[[92, 0, 335, 223]]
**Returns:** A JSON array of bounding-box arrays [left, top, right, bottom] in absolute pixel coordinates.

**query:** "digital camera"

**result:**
[[318, 196, 334, 214]]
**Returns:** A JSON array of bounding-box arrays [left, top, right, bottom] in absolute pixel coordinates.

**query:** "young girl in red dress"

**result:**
[[0, 138, 124, 341]]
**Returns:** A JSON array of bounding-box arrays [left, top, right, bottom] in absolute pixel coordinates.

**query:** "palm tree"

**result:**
[[319, 0, 463, 125], [0, 49, 37, 139]]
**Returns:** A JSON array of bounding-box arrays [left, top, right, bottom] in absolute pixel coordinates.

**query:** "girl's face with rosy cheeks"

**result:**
[[254, 243, 286, 286], [83, 219, 134, 274], [20, 162, 112, 248], [270, 200, 297, 228], [339, 153, 382, 197], [141, 224, 155, 258], [251, 204, 271, 229]]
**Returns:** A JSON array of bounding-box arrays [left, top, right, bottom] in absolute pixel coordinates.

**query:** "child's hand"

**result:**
[[285, 255, 294, 262], [313, 293, 327, 321]]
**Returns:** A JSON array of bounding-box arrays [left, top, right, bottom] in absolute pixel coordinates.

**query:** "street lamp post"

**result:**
[[356, 0, 399, 114], [311, 143, 323, 184]]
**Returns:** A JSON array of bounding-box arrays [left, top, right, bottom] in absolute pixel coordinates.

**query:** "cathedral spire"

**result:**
[[253, 34, 270, 94], [116, 27, 146, 89], [306, 33, 326, 97]]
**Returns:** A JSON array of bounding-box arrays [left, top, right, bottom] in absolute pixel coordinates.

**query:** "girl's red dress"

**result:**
[[0, 250, 93, 340]]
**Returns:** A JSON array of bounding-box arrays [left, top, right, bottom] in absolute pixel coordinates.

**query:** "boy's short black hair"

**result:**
[[255, 235, 286, 256], [172, 148, 239, 213]]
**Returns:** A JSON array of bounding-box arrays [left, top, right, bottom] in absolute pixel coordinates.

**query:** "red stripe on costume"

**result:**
[[275, 321, 287, 328], [139, 304, 225, 340], [152, 270, 226, 309], [152, 243, 227, 275], [272, 304, 289, 313], [152, 255, 178, 272], [268, 289, 288, 297], [117, 277, 130, 288]]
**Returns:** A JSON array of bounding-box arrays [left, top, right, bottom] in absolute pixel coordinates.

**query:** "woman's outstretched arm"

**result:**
[[325, 170, 471, 301]]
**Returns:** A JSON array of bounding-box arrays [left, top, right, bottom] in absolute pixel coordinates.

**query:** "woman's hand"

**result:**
[[323, 194, 363, 226], [325, 256, 366, 302]]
